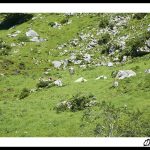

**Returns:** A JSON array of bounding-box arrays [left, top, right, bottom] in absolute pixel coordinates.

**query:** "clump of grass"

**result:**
[[19, 88, 30, 99]]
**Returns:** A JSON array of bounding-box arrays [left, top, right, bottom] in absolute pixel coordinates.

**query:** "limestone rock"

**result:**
[[74, 77, 87, 83], [54, 80, 63, 87], [116, 70, 136, 79], [26, 29, 39, 37], [52, 61, 62, 69], [95, 75, 107, 80], [107, 62, 113, 67], [145, 69, 150, 73]]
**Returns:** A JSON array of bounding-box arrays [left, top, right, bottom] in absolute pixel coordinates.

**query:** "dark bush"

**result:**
[[19, 88, 30, 99], [100, 45, 109, 54], [99, 16, 109, 28], [133, 13, 147, 20], [125, 32, 149, 57], [48, 22, 55, 27], [70, 93, 95, 111], [98, 33, 111, 45], [17, 36, 30, 42], [60, 18, 69, 24], [36, 80, 50, 88]]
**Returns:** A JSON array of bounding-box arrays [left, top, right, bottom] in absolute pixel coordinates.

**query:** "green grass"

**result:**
[[0, 13, 150, 137]]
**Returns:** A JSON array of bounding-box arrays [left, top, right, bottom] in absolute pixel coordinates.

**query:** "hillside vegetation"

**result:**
[[0, 13, 150, 137]]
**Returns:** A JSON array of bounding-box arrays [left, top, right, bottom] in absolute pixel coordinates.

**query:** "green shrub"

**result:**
[[18, 36, 30, 42], [98, 33, 110, 45], [125, 32, 149, 57], [99, 16, 109, 28], [81, 101, 150, 137], [48, 22, 55, 27], [19, 88, 30, 99], [60, 18, 69, 24], [70, 93, 96, 112], [36, 80, 50, 88]]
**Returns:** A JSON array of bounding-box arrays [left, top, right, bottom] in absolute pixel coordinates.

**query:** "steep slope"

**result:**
[[0, 13, 150, 137]]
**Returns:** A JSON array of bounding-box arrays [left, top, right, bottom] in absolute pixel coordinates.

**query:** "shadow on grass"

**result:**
[[0, 13, 33, 30]]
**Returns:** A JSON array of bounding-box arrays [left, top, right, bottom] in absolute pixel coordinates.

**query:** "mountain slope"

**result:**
[[0, 13, 150, 137]]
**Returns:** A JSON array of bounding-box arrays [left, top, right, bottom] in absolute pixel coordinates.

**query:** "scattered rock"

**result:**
[[116, 70, 136, 79], [30, 88, 37, 93], [113, 81, 119, 87], [122, 56, 127, 62], [145, 69, 150, 73], [88, 39, 97, 47], [0, 73, 5, 77], [74, 77, 87, 83], [146, 39, 150, 48], [30, 36, 46, 42], [71, 39, 78, 46], [69, 67, 75, 75], [50, 22, 61, 28], [52, 61, 62, 69], [54, 80, 63, 87], [83, 53, 91, 63], [26, 29, 39, 37], [113, 57, 119, 62], [107, 62, 113, 67], [137, 46, 150, 55], [80, 65, 86, 69], [95, 75, 107, 80], [74, 60, 82, 65], [109, 46, 115, 54]]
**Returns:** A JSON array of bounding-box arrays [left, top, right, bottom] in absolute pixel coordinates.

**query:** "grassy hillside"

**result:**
[[0, 13, 150, 137]]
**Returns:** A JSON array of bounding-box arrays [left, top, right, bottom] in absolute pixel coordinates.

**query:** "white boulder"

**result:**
[[107, 62, 113, 67], [116, 70, 136, 79], [52, 61, 62, 69], [74, 77, 87, 83], [26, 29, 39, 37], [54, 80, 63, 87]]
